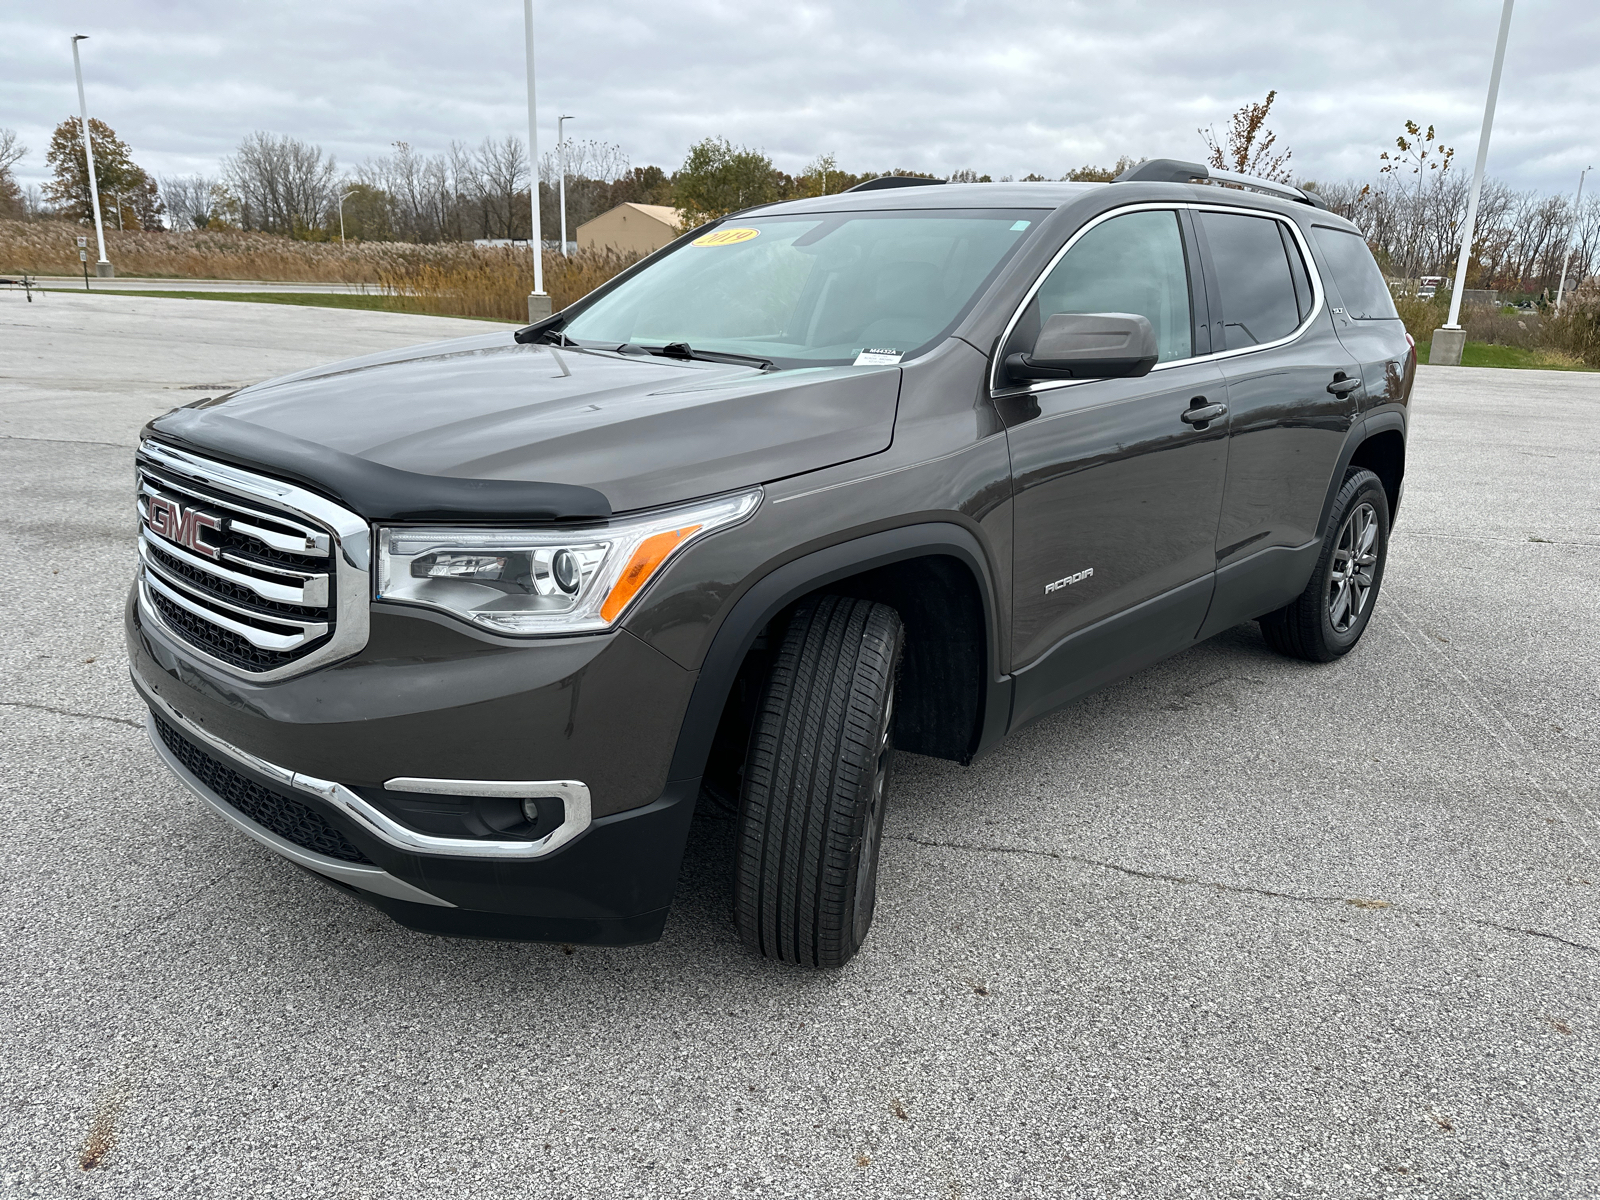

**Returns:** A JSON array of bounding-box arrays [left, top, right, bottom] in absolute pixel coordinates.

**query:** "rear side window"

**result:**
[[1311, 226, 1399, 320], [1198, 212, 1303, 350], [1008, 209, 1194, 366]]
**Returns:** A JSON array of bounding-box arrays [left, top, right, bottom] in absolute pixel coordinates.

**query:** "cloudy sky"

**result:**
[[4, 0, 1596, 199]]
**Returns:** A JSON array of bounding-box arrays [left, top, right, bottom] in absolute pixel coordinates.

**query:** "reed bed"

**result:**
[[378, 246, 640, 320], [0, 220, 639, 318]]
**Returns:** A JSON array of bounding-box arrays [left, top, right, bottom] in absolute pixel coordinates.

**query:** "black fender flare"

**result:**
[[1313, 409, 1407, 540], [665, 521, 1009, 783]]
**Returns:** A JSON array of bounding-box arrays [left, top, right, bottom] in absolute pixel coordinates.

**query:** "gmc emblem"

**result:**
[[147, 495, 222, 559]]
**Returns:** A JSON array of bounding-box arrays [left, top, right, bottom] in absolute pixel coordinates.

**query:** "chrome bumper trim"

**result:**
[[145, 711, 455, 908], [139, 683, 593, 862]]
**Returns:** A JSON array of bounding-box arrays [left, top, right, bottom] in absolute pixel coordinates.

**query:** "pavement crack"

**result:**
[[891, 835, 1600, 956], [0, 433, 129, 449], [1405, 530, 1600, 549], [0, 700, 143, 729]]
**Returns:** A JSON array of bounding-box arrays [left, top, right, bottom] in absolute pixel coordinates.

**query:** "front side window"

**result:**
[[1198, 211, 1306, 350], [561, 209, 1046, 369], [1005, 209, 1194, 372], [1311, 226, 1400, 320]]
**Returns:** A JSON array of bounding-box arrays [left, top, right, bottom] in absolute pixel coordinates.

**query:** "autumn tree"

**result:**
[[1200, 91, 1292, 182], [43, 116, 163, 229], [1379, 121, 1455, 278]]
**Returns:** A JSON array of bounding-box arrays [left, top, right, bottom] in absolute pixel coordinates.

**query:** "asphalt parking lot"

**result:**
[[3, 290, 1597, 1199]]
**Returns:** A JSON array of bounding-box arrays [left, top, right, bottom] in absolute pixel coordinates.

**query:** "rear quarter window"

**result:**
[[1312, 226, 1399, 320]]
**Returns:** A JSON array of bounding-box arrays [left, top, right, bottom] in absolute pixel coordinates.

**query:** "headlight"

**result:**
[[376, 488, 761, 635]]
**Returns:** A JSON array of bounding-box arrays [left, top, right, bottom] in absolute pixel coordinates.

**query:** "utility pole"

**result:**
[[70, 35, 113, 278], [558, 114, 574, 258], [1434, 0, 1514, 366], [523, 0, 549, 321], [1555, 166, 1592, 310]]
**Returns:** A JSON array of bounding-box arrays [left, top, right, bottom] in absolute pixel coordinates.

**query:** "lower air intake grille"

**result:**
[[154, 714, 371, 865]]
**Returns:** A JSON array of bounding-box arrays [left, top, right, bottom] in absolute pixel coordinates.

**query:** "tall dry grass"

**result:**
[[1542, 290, 1600, 367], [0, 219, 639, 318], [378, 246, 640, 320]]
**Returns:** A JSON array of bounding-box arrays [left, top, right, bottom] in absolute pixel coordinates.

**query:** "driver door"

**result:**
[[999, 207, 1228, 727]]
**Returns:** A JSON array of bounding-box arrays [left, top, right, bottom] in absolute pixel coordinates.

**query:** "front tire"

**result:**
[[1259, 467, 1390, 662], [733, 595, 903, 968]]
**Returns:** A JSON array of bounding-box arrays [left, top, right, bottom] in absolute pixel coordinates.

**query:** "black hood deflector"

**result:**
[[144, 408, 612, 524]]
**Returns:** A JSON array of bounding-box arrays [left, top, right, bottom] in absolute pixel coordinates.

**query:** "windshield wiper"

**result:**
[[653, 342, 775, 371]]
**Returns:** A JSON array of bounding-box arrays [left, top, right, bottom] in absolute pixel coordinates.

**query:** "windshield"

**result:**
[[561, 209, 1047, 369]]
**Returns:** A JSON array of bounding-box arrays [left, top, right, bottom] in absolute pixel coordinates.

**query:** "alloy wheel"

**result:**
[[1327, 501, 1379, 634]]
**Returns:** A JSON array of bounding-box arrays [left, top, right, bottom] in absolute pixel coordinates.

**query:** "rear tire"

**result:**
[[1259, 467, 1390, 662], [733, 594, 903, 968]]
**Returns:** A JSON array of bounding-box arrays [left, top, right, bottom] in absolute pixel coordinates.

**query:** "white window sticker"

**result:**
[[853, 348, 903, 366], [1010, 220, 1031, 231]]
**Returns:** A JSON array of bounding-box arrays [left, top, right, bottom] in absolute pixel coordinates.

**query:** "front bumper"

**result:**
[[129, 590, 703, 944]]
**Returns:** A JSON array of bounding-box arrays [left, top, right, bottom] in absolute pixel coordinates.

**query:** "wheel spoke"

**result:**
[[1358, 515, 1377, 555], [1330, 581, 1350, 626]]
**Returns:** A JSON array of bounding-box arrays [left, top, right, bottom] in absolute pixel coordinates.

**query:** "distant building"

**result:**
[[577, 203, 681, 256]]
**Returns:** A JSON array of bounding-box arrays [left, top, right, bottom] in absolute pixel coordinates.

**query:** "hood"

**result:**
[[153, 333, 901, 515]]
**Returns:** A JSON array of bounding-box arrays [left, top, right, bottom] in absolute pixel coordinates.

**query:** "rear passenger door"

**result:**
[[997, 206, 1228, 728], [1192, 207, 1363, 639]]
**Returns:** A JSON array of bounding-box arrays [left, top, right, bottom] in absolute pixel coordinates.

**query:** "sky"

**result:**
[[4, 0, 1597, 200]]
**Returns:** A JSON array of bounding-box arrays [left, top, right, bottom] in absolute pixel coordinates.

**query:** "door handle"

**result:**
[[1181, 401, 1228, 426], [1327, 373, 1363, 397]]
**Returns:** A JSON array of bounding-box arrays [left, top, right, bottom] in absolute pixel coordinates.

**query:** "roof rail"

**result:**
[[846, 175, 948, 193], [1113, 158, 1328, 210]]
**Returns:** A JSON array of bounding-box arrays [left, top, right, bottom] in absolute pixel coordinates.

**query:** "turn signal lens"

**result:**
[[600, 525, 701, 623]]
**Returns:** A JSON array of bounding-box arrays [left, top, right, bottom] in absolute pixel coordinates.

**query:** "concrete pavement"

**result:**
[[1, 292, 1596, 1198]]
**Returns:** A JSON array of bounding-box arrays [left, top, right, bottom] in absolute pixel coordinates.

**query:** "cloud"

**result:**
[[3, 0, 1595, 195]]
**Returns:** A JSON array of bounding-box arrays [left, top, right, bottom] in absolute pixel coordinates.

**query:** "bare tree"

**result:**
[[225, 132, 338, 235], [158, 174, 217, 230], [476, 135, 529, 239], [0, 127, 26, 218]]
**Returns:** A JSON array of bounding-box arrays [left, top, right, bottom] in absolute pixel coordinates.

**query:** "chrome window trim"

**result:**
[[142, 684, 593, 861], [145, 710, 455, 907], [136, 441, 371, 681], [988, 200, 1326, 399]]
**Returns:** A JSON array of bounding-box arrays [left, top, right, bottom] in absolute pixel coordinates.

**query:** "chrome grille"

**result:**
[[134, 441, 371, 680]]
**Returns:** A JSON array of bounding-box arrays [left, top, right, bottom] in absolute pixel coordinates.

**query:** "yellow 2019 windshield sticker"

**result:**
[[692, 227, 761, 247]]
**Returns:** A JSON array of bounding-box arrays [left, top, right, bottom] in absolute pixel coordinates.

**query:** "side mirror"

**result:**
[[1004, 312, 1159, 383]]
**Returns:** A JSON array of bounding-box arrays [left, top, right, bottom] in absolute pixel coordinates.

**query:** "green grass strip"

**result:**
[[1416, 340, 1596, 371]]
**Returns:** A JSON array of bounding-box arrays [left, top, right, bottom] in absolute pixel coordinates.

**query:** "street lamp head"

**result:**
[[72, 34, 89, 42]]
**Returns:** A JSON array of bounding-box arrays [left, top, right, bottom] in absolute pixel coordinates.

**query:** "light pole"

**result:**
[[523, 0, 549, 320], [558, 114, 574, 258], [338, 187, 357, 245], [1435, 0, 1514, 365], [1555, 166, 1592, 310], [70, 35, 112, 278]]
